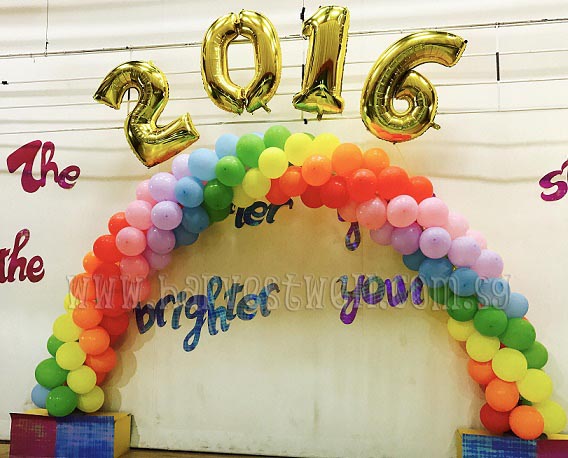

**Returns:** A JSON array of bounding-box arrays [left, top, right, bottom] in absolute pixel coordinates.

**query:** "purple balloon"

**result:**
[[448, 236, 481, 267], [171, 154, 191, 180], [146, 226, 175, 254], [143, 248, 172, 270], [151, 201, 183, 231], [391, 222, 422, 255], [419, 227, 452, 259], [472, 249, 504, 278], [149, 172, 177, 202], [370, 222, 394, 245]]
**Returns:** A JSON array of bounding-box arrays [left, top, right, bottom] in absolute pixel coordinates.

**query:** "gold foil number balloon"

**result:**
[[201, 10, 282, 114], [94, 61, 199, 167], [293, 6, 350, 119], [361, 31, 467, 143]]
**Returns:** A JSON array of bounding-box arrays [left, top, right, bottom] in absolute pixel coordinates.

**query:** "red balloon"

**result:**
[[100, 313, 130, 336], [279, 166, 308, 196], [70, 273, 96, 302], [266, 179, 289, 205], [86, 347, 117, 373], [409, 176, 434, 203], [321, 176, 349, 209], [95, 371, 107, 386], [377, 166, 411, 200], [347, 169, 377, 202], [480, 403, 511, 434], [301, 185, 323, 208], [93, 234, 122, 264], [108, 212, 129, 235]]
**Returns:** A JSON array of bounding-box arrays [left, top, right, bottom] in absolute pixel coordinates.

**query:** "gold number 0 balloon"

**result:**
[[293, 6, 350, 119], [201, 10, 282, 114], [361, 31, 467, 143], [94, 61, 199, 167]]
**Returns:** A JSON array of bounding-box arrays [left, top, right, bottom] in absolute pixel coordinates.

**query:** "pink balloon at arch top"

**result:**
[[136, 180, 157, 205], [448, 236, 481, 267], [125, 200, 153, 230], [146, 226, 176, 254], [466, 229, 488, 249], [356, 198, 387, 230], [120, 255, 150, 280], [443, 211, 469, 239], [391, 222, 422, 255], [171, 154, 191, 180], [151, 201, 183, 231], [338, 200, 358, 222], [472, 249, 504, 278], [417, 197, 449, 228], [419, 227, 452, 259], [144, 248, 172, 271], [370, 222, 394, 245], [149, 172, 177, 202], [115, 226, 147, 256], [387, 195, 419, 228]]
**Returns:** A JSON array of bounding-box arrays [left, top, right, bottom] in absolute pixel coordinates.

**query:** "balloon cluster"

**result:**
[[31, 127, 566, 439]]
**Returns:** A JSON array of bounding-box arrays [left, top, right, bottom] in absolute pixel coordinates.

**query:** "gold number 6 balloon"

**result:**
[[93, 61, 199, 167], [360, 31, 467, 143]]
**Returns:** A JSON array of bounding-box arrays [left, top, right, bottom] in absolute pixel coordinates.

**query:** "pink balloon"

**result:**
[[146, 226, 175, 254], [466, 229, 488, 249], [370, 222, 394, 245], [144, 248, 172, 270], [391, 222, 422, 255], [387, 195, 418, 228], [149, 172, 177, 202], [448, 236, 481, 267], [136, 180, 157, 205], [125, 200, 153, 230], [443, 211, 469, 239], [171, 154, 191, 180], [338, 200, 358, 222], [151, 201, 183, 230], [120, 255, 150, 280], [417, 197, 449, 228], [419, 227, 452, 259], [116, 227, 147, 256], [472, 249, 503, 278], [356, 198, 387, 229]]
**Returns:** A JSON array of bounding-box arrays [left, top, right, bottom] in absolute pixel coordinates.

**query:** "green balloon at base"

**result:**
[[203, 179, 233, 210], [203, 202, 231, 223], [46, 386, 77, 417], [35, 358, 68, 389]]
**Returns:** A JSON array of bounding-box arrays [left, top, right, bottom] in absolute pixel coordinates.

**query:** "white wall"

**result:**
[[1, 1, 568, 457]]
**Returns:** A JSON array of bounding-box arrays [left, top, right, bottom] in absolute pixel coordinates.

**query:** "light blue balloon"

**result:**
[[253, 132, 264, 139], [181, 206, 209, 234], [449, 268, 479, 297], [174, 225, 199, 247], [419, 258, 453, 288], [175, 177, 204, 208], [215, 134, 239, 158], [188, 148, 218, 181], [403, 249, 426, 271], [31, 384, 50, 409], [476, 277, 510, 308], [504, 292, 529, 318]]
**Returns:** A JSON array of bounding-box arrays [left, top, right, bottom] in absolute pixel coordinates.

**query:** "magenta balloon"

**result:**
[[370, 222, 394, 245], [391, 222, 422, 255], [417, 197, 449, 228], [443, 211, 469, 239], [125, 200, 153, 230], [171, 154, 191, 180], [472, 249, 504, 278], [149, 172, 177, 202], [151, 201, 183, 231], [115, 227, 147, 256], [419, 227, 452, 259], [136, 180, 157, 205], [387, 195, 418, 228], [356, 198, 387, 229], [146, 226, 175, 254], [448, 236, 481, 267], [338, 201, 358, 222], [144, 248, 172, 270], [466, 229, 487, 249], [120, 255, 150, 279]]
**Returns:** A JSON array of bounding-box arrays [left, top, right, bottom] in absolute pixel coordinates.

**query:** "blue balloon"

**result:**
[[31, 384, 50, 409], [476, 277, 510, 308], [253, 132, 264, 139], [181, 206, 209, 234], [449, 268, 479, 297], [215, 134, 239, 158], [188, 148, 218, 181], [403, 249, 426, 271], [174, 225, 199, 247], [175, 177, 204, 208], [504, 292, 529, 318], [419, 258, 453, 288]]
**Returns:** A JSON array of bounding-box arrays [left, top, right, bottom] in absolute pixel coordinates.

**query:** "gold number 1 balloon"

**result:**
[[293, 6, 350, 119], [361, 31, 467, 143], [94, 61, 199, 167]]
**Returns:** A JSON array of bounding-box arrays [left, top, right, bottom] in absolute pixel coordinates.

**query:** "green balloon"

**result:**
[[473, 307, 508, 336], [263, 125, 291, 149], [35, 358, 68, 389], [203, 202, 231, 223], [429, 285, 452, 306], [447, 294, 479, 322], [47, 335, 64, 357], [46, 386, 77, 417], [236, 134, 265, 168], [215, 156, 246, 187], [500, 318, 536, 350], [522, 341, 548, 369], [203, 179, 233, 210]]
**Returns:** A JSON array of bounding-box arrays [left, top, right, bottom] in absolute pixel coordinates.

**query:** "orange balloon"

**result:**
[[279, 166, 308, 197], [362, 148, 390, 176], [509, 405, 544, 440], [86, 347, 116, 373], [70, 273, 96, 301], [468, 359, 496, 386], [72, 301, 104, 329], [301, 155, 332, 186], [409, 176, 434, 203], [82, 251, 102, 274], [377, 166, 411, 201], [486, 378, 520, 412], [331, 143, 363, 176], [79, 326, 110, 356]]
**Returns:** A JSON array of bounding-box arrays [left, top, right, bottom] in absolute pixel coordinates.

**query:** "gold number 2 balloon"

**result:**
[[201, 10, 282, 114], [93, 61, 199, 167], [361, 31, 467, 143], [293, 6, 350, 119]]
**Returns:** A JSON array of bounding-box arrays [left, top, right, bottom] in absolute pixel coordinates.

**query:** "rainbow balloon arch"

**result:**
[[32, 126, 566, 441]]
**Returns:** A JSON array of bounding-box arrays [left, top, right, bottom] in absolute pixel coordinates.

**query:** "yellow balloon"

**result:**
[[361, 31, 467, 143], [67, 365, 97, 395], [534, 400, 567, 435], [56, 342, 86, 371], [94, 61, 199, 167], [447, 318, 475, 342], [284, 133, 312, 165], [77, 386, 105, 413], [242, 168, 271, 199], [53, 313, 82, 343], [492, 348, 528, 382], [63, 293, 80, 312], [517, 369, 553, 403], [466, 332, 500, 362], [232, 185, 255, 208], [307, 133, 340, 159], [258, 147, 288, 178]]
